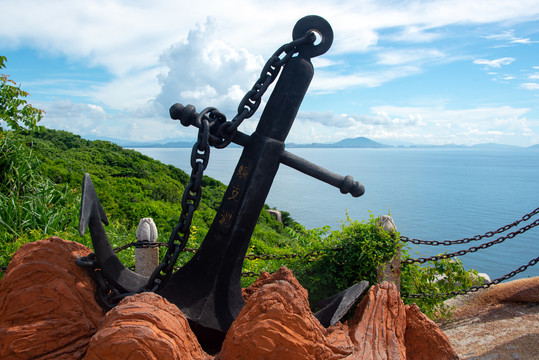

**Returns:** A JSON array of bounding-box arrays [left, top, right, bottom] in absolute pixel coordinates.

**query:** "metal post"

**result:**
[[376, 215, 401, 291], [135, 218, 159, 277]]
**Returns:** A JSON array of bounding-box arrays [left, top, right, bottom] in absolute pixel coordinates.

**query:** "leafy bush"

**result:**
[[0, 56, 43, 133], [400, 256, 481, 319], [287, 215, 400, 308]]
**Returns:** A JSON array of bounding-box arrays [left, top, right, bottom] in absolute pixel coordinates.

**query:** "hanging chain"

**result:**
[[403, 218, 539, 264], [145, 115, 212, 291], [144, 31, 316, 292], [400, 207, 539, 246], [76, 253, 134, 309], [404, 255, 539, 299]]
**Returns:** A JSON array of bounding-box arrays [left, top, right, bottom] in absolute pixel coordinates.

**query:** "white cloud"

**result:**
[[473, 57, 515, 68], [484, 30, 535, 45], [40, 99, 193, 141], [288, 105, 533, 146], [521, 83, 539, 90], [153, 18, 264, 116], [376, 48, 445, 66], [1, 0, 539, 75], [311, 66, 421, 92]]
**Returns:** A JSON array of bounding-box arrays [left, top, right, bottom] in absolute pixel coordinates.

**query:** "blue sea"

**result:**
[[132, 146, 539, 281]]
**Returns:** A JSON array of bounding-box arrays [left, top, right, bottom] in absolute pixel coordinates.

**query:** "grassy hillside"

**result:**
[[0, 128, 298, 274]]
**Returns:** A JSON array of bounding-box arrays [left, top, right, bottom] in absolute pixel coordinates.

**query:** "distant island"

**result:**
[[120, 136, 535, 149]]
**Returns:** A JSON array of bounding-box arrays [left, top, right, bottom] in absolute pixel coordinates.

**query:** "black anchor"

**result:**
[[78, 15, 367, 352]]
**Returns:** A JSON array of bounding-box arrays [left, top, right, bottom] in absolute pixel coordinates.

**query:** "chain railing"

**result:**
[[403, 255, 538, 299], [108, 208, 538, 287], [400, 207, 539, 246], [402, 217, 539, 264], [3, 209, 536, 300]]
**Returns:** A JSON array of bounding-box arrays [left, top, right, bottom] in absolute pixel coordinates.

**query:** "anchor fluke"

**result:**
[[79, 173, 109, 236], [314, 280, 369, 327], [78, 173, 149, 293]]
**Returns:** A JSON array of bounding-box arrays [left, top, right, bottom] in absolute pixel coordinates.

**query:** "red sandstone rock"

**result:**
[[84, 292, 211, 360], [405, 304, 458, 360], [219, 266, 353, 360], [0, 237, 104, 360], [347, 281, 407, 360]]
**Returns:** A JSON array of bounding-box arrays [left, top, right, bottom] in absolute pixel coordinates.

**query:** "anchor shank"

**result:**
[[158, 55, 316, 337], [280, 150, 365, 197]]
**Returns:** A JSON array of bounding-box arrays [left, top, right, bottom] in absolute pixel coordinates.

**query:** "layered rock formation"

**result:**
[[84, 292, 211, 360], [0, 237, 104, 359], [0, 238, 458, 359], [220, 267, 354, 360]]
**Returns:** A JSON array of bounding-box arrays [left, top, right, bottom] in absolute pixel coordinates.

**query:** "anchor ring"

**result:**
[[292, 15, 333, 58]]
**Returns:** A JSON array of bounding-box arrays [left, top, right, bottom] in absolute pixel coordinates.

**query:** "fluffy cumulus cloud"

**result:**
[[153, 18, 264, 117]]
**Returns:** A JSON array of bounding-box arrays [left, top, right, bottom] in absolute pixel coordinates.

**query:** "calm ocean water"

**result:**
[[132, 146, 539, 281]]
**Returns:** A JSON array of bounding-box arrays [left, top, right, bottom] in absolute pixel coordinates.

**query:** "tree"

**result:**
[[0, 56, 44, 133]]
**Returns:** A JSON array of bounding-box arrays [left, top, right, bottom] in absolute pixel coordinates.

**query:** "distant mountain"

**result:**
[[86, 133, 532, 150], [288, 137, 389, 148]]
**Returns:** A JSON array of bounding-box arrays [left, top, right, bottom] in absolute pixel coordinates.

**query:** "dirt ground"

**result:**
[[437, 277, 539, 360]]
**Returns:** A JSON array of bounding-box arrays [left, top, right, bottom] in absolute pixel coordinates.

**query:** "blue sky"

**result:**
[[1, 0, 538, 146]]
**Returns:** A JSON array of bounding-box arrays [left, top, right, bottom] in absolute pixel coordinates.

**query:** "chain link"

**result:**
[[404, 256, 539, 299], [244, 247, 341, 262], [401, 207, 539, 246], [76, 253, 137, 309], [403, 218, 539, 264]]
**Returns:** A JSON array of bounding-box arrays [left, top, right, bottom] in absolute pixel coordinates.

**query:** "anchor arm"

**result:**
[[79, 173, 148, 293], [280, 150, 365, 197]]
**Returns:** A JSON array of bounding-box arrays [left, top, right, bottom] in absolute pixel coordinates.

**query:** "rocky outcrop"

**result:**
[[0, 237, 104, 359], [219, 267, 353, 360], [405, 304, 459, 360], [0, 239, 459, 360], [348, 281, 407, 359], [84, 292, 211, 360]]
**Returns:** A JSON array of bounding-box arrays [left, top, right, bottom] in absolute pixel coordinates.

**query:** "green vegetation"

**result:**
[[0, 57, 480, 319], [1, 56, 43, 133]]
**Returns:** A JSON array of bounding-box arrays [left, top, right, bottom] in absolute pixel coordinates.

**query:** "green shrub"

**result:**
[[287, 214, 400, 308], [400, 255, 481, 319]]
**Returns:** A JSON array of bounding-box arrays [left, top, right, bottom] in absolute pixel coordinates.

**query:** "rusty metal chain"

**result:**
[[212, 31, 316, 148], [76, 253, 136, 309], [145, 116, 212, 291], [404, 255, 539, 299], [241, 247, 343, 277], [401, 207, 539, 246], [244, 248, 337, 261], [403, 218, 539, 264]]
